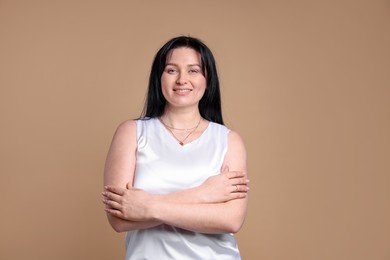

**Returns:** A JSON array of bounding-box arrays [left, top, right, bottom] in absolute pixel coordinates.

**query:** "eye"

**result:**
[[189, 68, 200, 74], [165, 67, 178, 74]]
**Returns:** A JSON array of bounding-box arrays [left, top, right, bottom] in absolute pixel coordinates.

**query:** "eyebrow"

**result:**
[[165, 63, 201, 67]]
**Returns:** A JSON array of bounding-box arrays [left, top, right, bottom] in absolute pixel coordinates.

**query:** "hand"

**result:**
[[197, 166, 249, 203], [102, 184, 154, 221]]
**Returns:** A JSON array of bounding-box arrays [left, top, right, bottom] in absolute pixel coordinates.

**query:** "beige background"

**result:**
[[1, 1, 389, 259]]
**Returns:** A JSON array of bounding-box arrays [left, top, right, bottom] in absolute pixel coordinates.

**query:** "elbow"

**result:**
[[107, 216, 127, 233], [223, 216, 245, 234], [110, 222, 125, 233], [226, 221, 244, 234], [217, 203, 247, 234]]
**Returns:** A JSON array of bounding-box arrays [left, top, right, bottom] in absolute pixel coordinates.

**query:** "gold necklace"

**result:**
[[160, 118, 202, 146], [159, 121, 199, 131]]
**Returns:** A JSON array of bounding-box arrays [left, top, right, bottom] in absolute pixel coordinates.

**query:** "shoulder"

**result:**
[[115, 119, 137, 135], [114, 117, 157, 140], [209, 122, 244, 144], [207, 122, 245, 147], [116, 117, 155, 130], [227, 130, 246, 152], [110, 119, 140, 146]]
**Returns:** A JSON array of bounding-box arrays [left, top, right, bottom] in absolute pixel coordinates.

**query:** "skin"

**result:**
[[103, 47, 249, 234], [161, 47, 207, 112]]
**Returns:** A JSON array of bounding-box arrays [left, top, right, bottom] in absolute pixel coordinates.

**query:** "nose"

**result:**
[[176, 72, 188, 85]]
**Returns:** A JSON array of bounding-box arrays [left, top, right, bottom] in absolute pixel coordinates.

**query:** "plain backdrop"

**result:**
[[1, 1, 389, 259]]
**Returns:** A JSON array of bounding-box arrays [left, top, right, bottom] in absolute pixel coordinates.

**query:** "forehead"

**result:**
[[166, 47, 202, 65]]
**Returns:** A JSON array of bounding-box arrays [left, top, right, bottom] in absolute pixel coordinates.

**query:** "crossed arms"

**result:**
[[102, 120, 249, 234]]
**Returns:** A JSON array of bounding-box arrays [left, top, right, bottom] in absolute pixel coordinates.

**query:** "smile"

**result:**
[[174, 89, 191, 93]]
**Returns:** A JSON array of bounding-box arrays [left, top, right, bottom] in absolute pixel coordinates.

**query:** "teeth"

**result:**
[[176, 89, 190, 93]]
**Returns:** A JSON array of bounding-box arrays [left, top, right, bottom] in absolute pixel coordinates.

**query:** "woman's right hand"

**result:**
[[197, 166, 249, 203]]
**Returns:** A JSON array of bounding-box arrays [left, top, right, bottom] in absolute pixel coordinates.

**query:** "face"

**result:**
[[161, 47, 207, 110]]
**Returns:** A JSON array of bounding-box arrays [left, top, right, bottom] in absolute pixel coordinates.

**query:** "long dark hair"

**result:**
[[141, 36, 224, 125]]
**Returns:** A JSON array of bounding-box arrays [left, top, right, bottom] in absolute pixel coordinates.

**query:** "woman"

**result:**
[[102, 36, 249, 259]]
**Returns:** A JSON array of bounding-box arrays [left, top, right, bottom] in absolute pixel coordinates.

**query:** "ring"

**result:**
[[235, 185, 239, 192]]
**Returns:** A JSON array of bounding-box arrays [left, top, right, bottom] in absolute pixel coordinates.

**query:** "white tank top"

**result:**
[[125, 118, 241, 260]]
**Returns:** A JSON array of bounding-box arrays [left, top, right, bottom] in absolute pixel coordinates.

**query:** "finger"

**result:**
[[104, 185, 125, 195], [231, 184, 250, 193], [230, 192, 247, 200], [231, 185, 239, 193], [102, 191, 122, 202], [226, 171, 245, 179], [102, 198, 122, 210], [104, 208, 123, 218], [232, 177, 250, 186], [236, 184, 250, 192]]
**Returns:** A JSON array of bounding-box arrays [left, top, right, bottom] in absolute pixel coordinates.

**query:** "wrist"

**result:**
[[148, 196, 163, 221], [193, 186, 206, 203]]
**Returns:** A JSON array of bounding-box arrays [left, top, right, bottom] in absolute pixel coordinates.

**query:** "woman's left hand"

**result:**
[[102, 185, 154, 221]]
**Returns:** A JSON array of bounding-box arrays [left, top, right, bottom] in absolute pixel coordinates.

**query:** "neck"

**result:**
[[160, 107, 202, 130]]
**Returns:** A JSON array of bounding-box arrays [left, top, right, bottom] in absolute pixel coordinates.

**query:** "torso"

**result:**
[[125, 118, 241, 260]]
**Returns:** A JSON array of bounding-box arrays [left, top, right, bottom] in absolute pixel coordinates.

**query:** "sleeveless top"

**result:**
[[125, 118, 241, 260]]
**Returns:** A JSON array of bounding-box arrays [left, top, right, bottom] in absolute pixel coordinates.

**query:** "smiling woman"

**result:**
[[102, 36, 249, 260], [161, 48, 207, 112]]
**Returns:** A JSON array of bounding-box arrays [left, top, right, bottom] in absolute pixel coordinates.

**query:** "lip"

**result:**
[[173, 88, 192, 95]]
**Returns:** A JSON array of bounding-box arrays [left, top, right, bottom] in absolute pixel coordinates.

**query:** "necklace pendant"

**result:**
[[179, 142, 184, 146]]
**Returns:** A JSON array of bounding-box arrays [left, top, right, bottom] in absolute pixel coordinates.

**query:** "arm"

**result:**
[[150, 131, 248, 233], [103, 120, 162, 232], [104, 130, 249, 234], [103, 121, 248, 232], [161, 167, 248, 204]]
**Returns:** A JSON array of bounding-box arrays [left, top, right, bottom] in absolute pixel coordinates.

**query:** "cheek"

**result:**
[[160, 74, 168, 86], [160, 75, 171, 91], [196, 82, 207, 99], [198, 79, 207, 92], [161, 84, 169, 100]]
